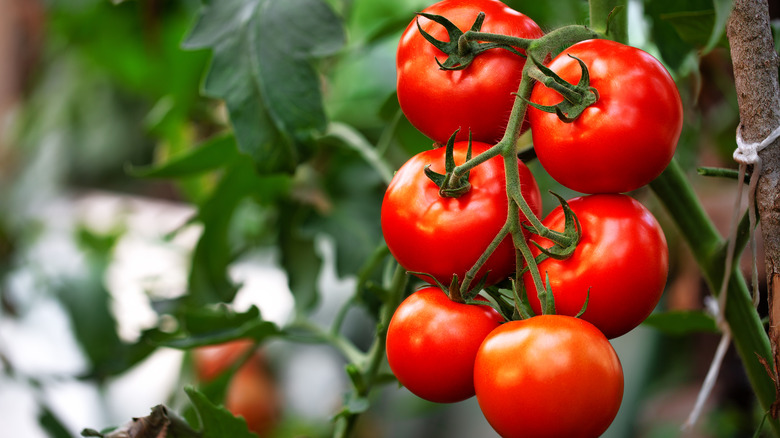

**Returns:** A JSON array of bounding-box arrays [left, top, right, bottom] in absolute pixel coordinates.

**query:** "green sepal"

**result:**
[[539, 271, 556, 315], [511, 279, 536, 320], [479, 286, 522, 322], [574, 287, 591, 318], [525, 192, 581, 260], [525, 53, 599, 122], [416, 12, 524, 71], [423, 130, 473, 198]]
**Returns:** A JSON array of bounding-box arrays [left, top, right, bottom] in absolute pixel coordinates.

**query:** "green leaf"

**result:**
[[643, 0, 711, 70], [148, 305, 280, 349], [279, 203, 323, 312], [661, 10, 729, 49], [59, 228, 157, 379], [129, 133, 241, 179], [39, 405, 72, 438], [303, 150, 385, 280], [183, 0, 346, 174], [705, 0, 733, 53], [187, 160, 290, 305], [641, 310, 720, 336], [185, 386, 258, 438]]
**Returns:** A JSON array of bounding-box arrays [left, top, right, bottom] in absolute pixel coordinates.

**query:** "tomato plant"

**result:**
[[527, 39, 683, 194], [396, 0, 543, 145], [10, 0, 780, 437], [523, 194, 669, 339], [385, 286, 503, 403], [381, 140, 541, 287], [474, 315, 624, 438]]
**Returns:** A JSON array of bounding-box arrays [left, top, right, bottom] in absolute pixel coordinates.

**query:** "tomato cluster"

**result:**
[[382, 1, 681, 437]]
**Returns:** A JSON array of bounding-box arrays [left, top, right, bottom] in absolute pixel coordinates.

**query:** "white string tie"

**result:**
[[733, 124, 780, 165]]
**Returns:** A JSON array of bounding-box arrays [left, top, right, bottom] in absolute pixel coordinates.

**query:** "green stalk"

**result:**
[[589, 0, 628, 43], [650, 161, 779, 435], [332, 264, 408, 438]]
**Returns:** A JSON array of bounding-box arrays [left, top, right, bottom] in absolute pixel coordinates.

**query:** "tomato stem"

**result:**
[[459, 220, 512, 297], [460, 30, 534, 51]]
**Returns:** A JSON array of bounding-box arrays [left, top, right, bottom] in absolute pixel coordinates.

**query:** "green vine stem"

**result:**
[[333, 263, 408, 438], [650, 161, 779, 435], [589, 0, 628, 43]]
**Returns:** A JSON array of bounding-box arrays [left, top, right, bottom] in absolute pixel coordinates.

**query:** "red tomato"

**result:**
[[192, 339, 255, 382], [528, 39, 683, 194], [381, 140, 542, 287], [386, 287, 504, 403], [474, 315, 624, 438], [397, 0, 543, 145], [225, 353, 281, 437], [524, 194, 668, 339]]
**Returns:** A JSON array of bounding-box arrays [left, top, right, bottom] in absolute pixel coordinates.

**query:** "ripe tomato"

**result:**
[[386, 287, 504, 403], [528, 39, 683, 194], [225, 353, 281, 437], [474, 315, 623, 438], [192, 339, 255, 382], [397, 0, 543, 145], [381, 140, 542, 287], [523, 194, 668, 339]]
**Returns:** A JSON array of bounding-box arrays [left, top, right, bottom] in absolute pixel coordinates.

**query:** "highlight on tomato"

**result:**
[[381, 140, 542, 287], [397, 0, 544, 145], [385, 286, 504, 403], [527, 38, 683, 194], [474, 315, 624, 438], [523, 194, 669, 339]]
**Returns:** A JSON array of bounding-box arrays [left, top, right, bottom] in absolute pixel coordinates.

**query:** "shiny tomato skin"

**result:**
[[386, 287, 504, 403], [528, 39, 683, 194], [381, 141, 542, 287], [397, 0, 544, 144], [474, 315, 624, 438], [524, 194, 668, 339]]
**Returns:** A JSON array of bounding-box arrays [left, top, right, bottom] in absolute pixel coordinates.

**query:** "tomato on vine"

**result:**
[[381, 140, 541, 287], [474, 315, 624, 438], [397, 0, 543, 145], [523, 194, 669, 339], [192, 339, 255, 382], [386, 286, 503, 403], [225, 353, 281, 437], [527, 39, 683, 194]]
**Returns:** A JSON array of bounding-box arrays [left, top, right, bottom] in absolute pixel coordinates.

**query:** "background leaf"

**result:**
[[187, 160, 290, 305], [129, 133, 241, 179], [183, 0, 346, 173], [185, 386, 258, 438], [148, 305, 279, 349], [642, 310, 720, 336]]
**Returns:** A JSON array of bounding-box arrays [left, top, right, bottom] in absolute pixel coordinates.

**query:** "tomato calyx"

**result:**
[[524, 193, 581, 260], [415, 11, 526, 71], [525, 53, 599, 122], [424, 130, 473, 198]]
